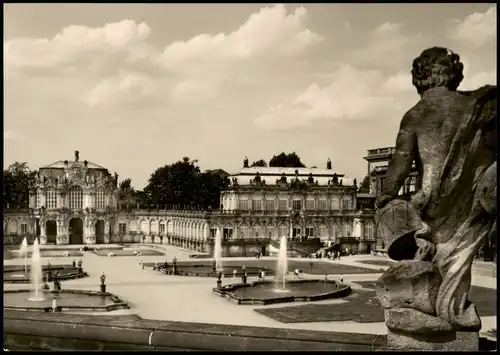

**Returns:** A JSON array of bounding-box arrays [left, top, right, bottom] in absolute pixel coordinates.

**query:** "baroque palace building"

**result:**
[[4, 153, 376, 256]]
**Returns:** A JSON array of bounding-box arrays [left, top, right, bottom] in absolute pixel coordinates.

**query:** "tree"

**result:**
[[359, 174, 371, 193], [251, 159, 268, 167], [117, 178, 138, 207], [3, 162, 36, 209], [269, 152, 306, 168], [142, 157, 226, 209]]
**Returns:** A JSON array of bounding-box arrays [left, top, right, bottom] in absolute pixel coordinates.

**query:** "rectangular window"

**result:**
[[363, 223, 374, 239], [332, 224, 340, 239], [293, 199, 302, 211], [36, 191, 41, 208], [238, 199, 249, 210], [319, 226, 328, 238], [306, 199, 315, 211], [119, 223, 127, 234], [265, 200, 275, 211], [279, 226, 289, 237], [318, 199, 328, 211], [159, 224, 165, 234], [342, 198, 352, 210], [21, 224, 28, 235], [278, 199, 288, 211], [266, 227, 275, 238], [305, 227, 315, 237], [331, 197, 339, 210], [252, 199, 262, 211], [293, 227, 301, 237], [96, 189, 106, 209], [46, 189, 57, 209], [210, 228, 218, 239], [253, 226, 262, 238]]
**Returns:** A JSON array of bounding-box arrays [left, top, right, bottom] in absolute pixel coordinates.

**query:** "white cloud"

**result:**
[[83, 70, 156, 108], [159, 5, 321, 71], [460, 70, 497, 91], [382, 72, 414, 92], [347, 22, 427, 69], [254, 65, 413, 130], [35, 5, 321, 106], [158, 5, 322, 101], [4, 20, 152, 74], [448, 6, 496, 47]]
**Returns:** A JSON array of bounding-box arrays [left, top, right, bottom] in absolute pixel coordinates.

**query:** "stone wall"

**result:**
[[4, 310, 384, 351]]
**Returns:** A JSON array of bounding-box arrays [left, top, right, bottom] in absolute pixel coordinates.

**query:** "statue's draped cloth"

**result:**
[[421, 85, 496, 329]]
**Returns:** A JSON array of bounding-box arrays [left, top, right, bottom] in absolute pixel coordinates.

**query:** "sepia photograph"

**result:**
[[3, 2, 497, 351]]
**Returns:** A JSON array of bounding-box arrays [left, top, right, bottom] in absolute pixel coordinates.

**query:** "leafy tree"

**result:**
[[117, 178, 138, 207], [269, 152, 306, 168], [142, 157, 227, 209], [359, 174, 371, 193], [251, 159, 268, 167], [3, 162, 36, 209]]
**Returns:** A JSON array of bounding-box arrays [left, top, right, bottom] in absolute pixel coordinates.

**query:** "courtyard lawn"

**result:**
[[356, 260, 395, 267], [254, 284, 497, 323]]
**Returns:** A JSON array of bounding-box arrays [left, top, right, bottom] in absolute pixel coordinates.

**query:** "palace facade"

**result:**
[[4, 153, 376, 256]]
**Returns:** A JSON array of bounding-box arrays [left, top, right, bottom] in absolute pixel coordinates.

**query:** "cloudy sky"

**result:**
[[4, 3, 496, 188]]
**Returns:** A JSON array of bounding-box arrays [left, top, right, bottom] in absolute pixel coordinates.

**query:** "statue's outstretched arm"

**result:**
[[384, 113, 417, 198]]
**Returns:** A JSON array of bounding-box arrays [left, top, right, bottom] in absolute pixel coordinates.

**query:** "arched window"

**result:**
[[96, 188, 105, 209], [69, 186, 83, 209], [46, 188, 57, 209]]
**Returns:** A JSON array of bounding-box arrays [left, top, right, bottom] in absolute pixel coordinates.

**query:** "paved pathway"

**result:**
[[4, 244, 496, 339]]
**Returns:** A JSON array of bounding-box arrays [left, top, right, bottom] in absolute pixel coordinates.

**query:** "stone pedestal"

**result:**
[[387, 329, 479, 351], [378, 261, 480, 352]]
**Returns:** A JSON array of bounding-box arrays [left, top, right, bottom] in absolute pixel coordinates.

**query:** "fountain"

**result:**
[[28, 238, 44, 302], [214, 228, 223, 271], [213, 229, 352, 305], [276, 234, 288, 291], [19, 237, 28, 275]]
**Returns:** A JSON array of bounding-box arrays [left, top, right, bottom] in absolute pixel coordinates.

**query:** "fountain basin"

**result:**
[[213, 279, 351, 305], [10, 250, 84, 258], [146, 262, 274, 277], [92, 248, 164, 257], [4, 289, 129, 312], [4, 265, 88, 283]]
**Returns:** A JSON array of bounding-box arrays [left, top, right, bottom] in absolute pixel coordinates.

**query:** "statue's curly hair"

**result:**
[[411, 47, 464, 95]]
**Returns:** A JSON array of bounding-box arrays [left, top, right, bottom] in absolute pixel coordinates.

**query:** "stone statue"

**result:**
[[243, 156, 249, 168], [74, 150, 79, 162], [375, 47, 496, 351]]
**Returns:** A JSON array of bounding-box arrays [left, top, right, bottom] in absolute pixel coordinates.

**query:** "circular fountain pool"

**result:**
[[4, 265, 88, 283], [147, 262, 274, 277], [4, 289, 129, 312], [213, 279, 351, 305]]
